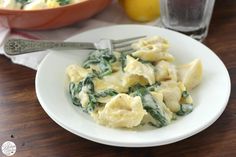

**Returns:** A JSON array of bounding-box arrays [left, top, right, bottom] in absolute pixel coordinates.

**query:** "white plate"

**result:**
[[36, 25, 231, 147]]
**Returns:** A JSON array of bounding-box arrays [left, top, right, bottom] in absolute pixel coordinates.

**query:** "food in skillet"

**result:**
[[0, 0, 82, 10]]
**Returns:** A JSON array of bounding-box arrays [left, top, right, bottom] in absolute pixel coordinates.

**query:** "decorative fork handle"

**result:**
[[4, 39, 97, 55]]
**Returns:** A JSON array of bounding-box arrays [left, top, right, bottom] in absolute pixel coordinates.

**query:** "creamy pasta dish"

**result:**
[[66, 36, 203, 128], [0, 0, 82, 10]]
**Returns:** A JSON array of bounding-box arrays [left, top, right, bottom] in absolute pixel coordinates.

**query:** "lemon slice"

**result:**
[[177, 59, 203, 90], [119, 0, 160, 22]]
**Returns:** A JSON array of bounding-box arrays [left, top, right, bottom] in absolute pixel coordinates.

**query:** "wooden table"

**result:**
[[0, 0, 235, 156]]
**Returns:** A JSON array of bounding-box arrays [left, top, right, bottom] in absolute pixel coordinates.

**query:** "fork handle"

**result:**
[[4, 39, 97, 55]]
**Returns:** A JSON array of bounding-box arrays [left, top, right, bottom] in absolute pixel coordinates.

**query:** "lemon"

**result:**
[[177, 59, 203, 90], [119, 0, 160, 22]]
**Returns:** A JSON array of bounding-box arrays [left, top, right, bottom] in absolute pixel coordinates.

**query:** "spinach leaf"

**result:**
[[83, 74, 95, 92], [86, 94, 97, 112], [182, 91, 190, 98], [146, 82, 161, 92], [176, 104, 193, 116], [95, 89, 118, 98], [82, 74, 98, 111], [84, 49, 115, 64], [69, 82, 83, 106], [69, 73, 98, 111], [16, 0, 31, 8], [83, 49, 116, 77], [16, 0, 31, 4], [130, 84, 169, 127], [83, 59, 100, 69], [99, 58, 113, 77], [57, 0, 70, 6], [119, 52, 127, 72]]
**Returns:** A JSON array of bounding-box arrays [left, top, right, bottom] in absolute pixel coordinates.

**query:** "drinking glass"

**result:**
[[159, 0, 215, 41]]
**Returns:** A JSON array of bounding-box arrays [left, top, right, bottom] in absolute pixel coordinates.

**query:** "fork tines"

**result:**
[[111, 36, 146, 52]]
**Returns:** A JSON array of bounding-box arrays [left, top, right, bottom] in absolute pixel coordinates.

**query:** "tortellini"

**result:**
[[160, 81, 182, 112], [177, 59, 203, 90], [66, 36, 202, 129], [46, 0, 60, 8], [0, 0, 21, 9], [91, 94, 146, 128], [132, 36, 174, 62], [66, 64, 90, 83], [124, 55, 155, 85], [155, 60, 177, 82], [24, 0, 48, 10], [151, 91, 174, 124], [94, 71, 128, 93]]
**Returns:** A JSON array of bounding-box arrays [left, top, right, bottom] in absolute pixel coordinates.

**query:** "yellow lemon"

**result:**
[[177, 59, 203, 90], [119, 0, 160, 22]]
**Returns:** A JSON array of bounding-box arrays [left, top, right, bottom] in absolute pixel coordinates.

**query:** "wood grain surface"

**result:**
[[0, 0, 236, 156]]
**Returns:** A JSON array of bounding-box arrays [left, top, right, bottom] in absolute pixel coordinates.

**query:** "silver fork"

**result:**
[[4, 36, 146, 55]]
